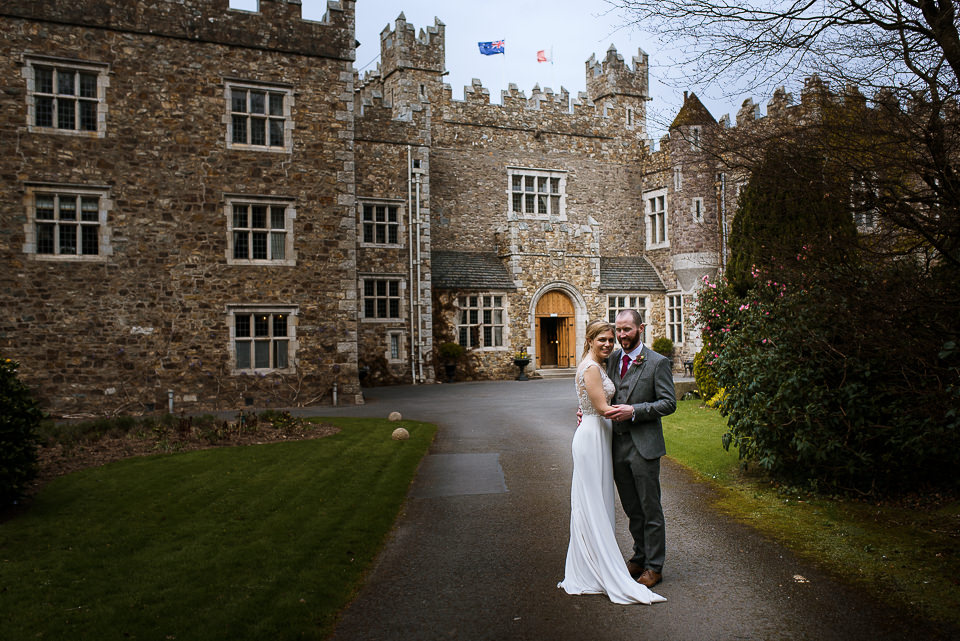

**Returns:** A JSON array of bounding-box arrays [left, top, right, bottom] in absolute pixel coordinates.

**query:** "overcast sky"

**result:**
[[231, 0, 756, 143]]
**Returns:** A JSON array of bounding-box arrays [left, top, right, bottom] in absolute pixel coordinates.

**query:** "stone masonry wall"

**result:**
[[0, 0, 361, 414]]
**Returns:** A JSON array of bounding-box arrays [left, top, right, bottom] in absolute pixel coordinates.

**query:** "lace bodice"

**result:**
[[576, 359, 615, 416]]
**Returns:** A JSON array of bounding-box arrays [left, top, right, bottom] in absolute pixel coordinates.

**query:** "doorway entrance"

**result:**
[[535, 290, 575, 369]]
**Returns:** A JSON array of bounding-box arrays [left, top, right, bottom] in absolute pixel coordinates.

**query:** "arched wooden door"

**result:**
[[535, 290, 576, 369]]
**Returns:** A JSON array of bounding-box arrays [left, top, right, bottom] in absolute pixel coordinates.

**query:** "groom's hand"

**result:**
[[576, 407, 583, 425], [605, 404, 634, 422]]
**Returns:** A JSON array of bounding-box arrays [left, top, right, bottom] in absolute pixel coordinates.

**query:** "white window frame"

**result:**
[[22, 55, 109, 138], [691, 197, 704, 223], [227, 305, 298, 374], [224, 80, 294, 152], [386, 330, 406, 364], [22, 183, 113, 261], [457, 294, 507, 350], [607, 294, 648, 343], [507, 167, 567, 221], [361, 277, 405, 321], [644, 187, 669, 249], [667, 293, 684, 344], [359, 200, 404, 247], [225, 195, 296, 266]]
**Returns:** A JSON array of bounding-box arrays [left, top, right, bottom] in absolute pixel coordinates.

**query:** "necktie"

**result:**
[[620, 354, 631, 378]]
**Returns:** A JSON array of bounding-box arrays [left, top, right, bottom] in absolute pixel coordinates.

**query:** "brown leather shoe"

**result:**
[[637, 569, 662, 588], [626, 561, 644, 579]]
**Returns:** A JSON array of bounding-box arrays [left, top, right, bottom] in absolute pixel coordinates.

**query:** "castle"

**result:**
[[1, 0, 824, 414]]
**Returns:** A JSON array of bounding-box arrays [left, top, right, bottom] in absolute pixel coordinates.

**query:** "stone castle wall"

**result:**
[[0, 0, 361, 414]]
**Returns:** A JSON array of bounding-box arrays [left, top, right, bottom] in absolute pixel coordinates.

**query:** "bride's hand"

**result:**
[[604, 405, 633, 421]]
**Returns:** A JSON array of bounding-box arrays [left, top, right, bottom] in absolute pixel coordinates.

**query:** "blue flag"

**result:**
[[478, 40, 505, 55]]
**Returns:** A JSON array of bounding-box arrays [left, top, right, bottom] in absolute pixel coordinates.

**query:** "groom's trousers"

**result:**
[[611, 431, 666, 573]]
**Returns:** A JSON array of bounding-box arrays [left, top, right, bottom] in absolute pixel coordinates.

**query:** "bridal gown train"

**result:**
[[558, 359, 666, 605]]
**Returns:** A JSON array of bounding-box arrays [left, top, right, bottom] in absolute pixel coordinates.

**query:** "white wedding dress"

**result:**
[[558, 358, 667, 605]]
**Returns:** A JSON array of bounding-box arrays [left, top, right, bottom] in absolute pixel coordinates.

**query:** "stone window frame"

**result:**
[[22, 55, 109, 138], [644, 187, 670, 250], [606, 294, 648, 344], [507, 166, 567, 222], [358, 199, 405, 248], [667, 293, 684, 345], [224, 194, 296, 266], [386, 329, 406, 364], [457, 293, 507, 351], [691, 197, 704, 223], [224, 78, 294, 153], [626, 107, 635, 129], [22, 183, 113, 262], [689, 125, 702, 151], [360, 276, 405, 322], [227, 304, 298, 374]]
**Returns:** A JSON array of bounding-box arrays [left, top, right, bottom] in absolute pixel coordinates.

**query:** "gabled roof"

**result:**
[[599, 256, 666, 291], [432, 251, 517, 290], [670, 92, 717, 129]]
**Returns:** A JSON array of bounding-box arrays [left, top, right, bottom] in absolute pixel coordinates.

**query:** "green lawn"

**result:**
[[664, 400, 960, 632], [0, 417, 436, 641]]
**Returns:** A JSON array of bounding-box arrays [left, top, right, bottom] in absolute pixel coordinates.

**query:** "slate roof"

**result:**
[[599, 256, 666, 291], [670, 92, 717, 129], [432, 251, 517, 290]]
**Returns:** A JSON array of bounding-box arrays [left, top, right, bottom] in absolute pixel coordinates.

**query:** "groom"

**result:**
[[604, 309, 676, 588]]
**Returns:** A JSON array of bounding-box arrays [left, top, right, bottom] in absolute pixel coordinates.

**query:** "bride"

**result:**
[[558, 320, 666, 605]]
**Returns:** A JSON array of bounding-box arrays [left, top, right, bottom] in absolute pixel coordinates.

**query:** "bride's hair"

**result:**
[[582, 319, 615, 358]]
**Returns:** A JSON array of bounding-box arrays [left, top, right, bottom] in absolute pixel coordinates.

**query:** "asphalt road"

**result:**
[[297, 379, 948, 641]]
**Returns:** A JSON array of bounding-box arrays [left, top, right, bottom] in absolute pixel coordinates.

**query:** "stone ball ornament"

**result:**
[[388, 411, 402, 421], [391, 427, 410, 441]]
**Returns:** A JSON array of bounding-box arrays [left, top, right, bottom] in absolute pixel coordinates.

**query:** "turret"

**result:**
[[585, 45, 650, 135], [378, 14, 445, 111]]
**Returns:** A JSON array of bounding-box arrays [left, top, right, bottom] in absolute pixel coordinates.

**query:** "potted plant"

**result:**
[[513, 350, 531, 381], [438, 341, 465, 383]]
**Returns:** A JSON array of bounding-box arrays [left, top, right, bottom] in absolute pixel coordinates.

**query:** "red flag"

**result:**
[[537, 50, 548, 63]]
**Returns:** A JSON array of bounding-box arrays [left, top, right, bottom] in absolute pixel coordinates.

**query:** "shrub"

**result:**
[[0, 358, 43, 506], [651, 337, 673, 357], [693, 346, 718, 401], [437, 342, 465, 362]]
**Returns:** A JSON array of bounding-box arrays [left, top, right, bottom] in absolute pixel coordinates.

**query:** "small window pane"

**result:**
[[233, 205, 248, 228], [79, 101, 97, 131], [250, 91, 265, 114], [236, 341, 251, 369], [232, 90, 247, 113], [36, 224, 55, 254], [231, 115, 247, 143], [274, 340, 288, 368], [79, 72, 97, 98], [269, 119, 283, 146], [81, 197, 99, 221], [269, 93, 283, 116], [270, 232, 285, 259], [56, 70, 75, 95], [36, 196, 55, 219], [251, 231, 267, 259], [512, 175, 522, 191], [235, 314, 251, 337], [36, 97, 54, 127], [233, 231, 248, 259], [250, 118, 266, 145], [59, 198, 77, 220], [81, 225, 99, 255], [36, 67, 53, 93], [251, 205, 267, 229], [273, 314, 287, 337], [270, 207, 285, 229], [254, 315, 269, 337], [59, 224, 77, 254], [57, 98, 75, 129], [254, 340, 270, 368]]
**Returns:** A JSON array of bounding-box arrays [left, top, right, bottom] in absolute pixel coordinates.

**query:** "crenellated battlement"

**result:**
[[2, 0, 354, 59], [379, 13, 445, 80], [586, 45, 649, 103]]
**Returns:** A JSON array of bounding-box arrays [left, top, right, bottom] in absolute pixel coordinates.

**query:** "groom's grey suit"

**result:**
[[606, 343, 676, 574]]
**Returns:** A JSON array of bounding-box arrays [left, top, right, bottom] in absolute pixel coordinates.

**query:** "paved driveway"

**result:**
[[300, 380, 946, 641]]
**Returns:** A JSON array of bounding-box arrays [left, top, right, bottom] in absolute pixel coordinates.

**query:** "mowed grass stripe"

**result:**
[[0, 417, 436, 640]]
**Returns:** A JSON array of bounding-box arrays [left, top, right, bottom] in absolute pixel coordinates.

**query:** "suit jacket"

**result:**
[[606, 344, 677, 460]]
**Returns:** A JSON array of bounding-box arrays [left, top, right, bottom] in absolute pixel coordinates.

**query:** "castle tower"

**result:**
[[378, 13, 445, 112], [585, 45, 650, 137]]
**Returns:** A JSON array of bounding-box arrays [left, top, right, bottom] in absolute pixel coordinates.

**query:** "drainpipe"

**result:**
[[718, 172, 728, 273], [414, 169, 424, 383], [407, 147, 417, 383]]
